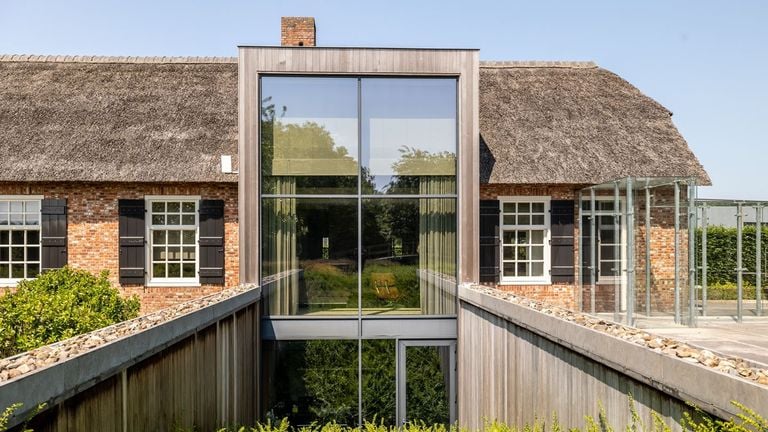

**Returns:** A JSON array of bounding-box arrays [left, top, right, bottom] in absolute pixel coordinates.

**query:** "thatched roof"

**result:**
[[0, 55, 709, 185], [479, 61, 710, 185], [0, 55, 238, 183]]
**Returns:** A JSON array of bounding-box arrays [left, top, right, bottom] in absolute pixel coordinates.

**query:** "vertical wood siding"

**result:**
[[458, 301, 692, 431], [21, 303, 260, 432]]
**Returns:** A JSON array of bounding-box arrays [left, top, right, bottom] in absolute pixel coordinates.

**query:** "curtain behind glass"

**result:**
[[264, 178, 299, 315], [418, 178, 457, 315]]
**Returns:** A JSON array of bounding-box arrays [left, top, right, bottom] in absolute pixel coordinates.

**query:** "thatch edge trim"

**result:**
[[480, 60, 597, 69], [0, 54, 238, 64]]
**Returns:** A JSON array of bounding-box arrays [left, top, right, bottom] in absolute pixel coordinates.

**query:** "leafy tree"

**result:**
[[0, 267, 140, 357]]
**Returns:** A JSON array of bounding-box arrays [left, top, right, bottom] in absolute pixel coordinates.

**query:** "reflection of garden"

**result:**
[[261, 98, 457, 316], [300, 260, 421, 313], [264, 340, 449, 427]]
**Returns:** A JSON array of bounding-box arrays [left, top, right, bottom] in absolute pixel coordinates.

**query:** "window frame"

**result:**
[[582, 197, 627, 285], [0, 195, 43, 287], [145, 195, 201, 287], [498, 196, 551, 285]]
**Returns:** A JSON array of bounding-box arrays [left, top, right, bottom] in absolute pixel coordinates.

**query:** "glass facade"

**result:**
[[262, 340, 359, 426], [262, 198, 358, 316], [260, 76, 458, 318], [261, 77, 359, 195], [361, 79, 457, 195], [262, 339, 452, 427], [259, 76, 459, 426]]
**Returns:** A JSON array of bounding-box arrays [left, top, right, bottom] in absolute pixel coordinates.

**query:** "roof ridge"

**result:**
[[480, 60, 598, 69], [0, 54, 238, 64]]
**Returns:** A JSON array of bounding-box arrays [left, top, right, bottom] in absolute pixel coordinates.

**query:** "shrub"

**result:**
[[695, 226, 768, 286], [201, 400, 768, 432], [697, 283, 761, 300], [0, 267, 140, 358]]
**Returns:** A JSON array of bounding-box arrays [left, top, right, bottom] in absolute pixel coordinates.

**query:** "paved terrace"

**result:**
[[637, 319, 768, 367]]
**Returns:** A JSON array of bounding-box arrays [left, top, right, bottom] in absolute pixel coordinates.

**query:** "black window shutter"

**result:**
[[199, 199, 225, 285], [118, 199, 146, 285], [479, 200, 500, 283], [550, 200, 575, 283], [41, 198, 67, 272]]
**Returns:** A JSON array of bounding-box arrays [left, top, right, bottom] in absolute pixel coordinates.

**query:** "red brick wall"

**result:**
[[480, 184, 582, 309], [0, 182, 239, 314], [281, 17, 316, 47], [479, 183, 689, 315]]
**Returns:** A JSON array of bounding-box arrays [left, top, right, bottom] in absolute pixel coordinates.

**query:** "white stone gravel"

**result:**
[[470, 285, 768, 387], [0, 284, 258, 383]]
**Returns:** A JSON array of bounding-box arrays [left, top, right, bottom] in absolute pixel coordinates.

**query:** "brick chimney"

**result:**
[[281, 17, 316, 47]]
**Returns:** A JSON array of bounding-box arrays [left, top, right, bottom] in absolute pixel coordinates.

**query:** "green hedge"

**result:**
[[0, 267, 140, 358], [695, 226, 768, 286], [196, 399, 764, 432], [697, 284, 762, 301]]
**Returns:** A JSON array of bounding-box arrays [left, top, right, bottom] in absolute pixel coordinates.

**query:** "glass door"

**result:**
[[396, 340, 456, 426]]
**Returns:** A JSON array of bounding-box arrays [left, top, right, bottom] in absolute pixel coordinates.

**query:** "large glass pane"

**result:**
[[362, 78, 457, 194], [261, 77, 359, 195], [262, 199, 358, 316], [405, 345, 451, 425], [362, 198, 456, 315], [361, 339, 396, 426], [262, 340, 358, 426]]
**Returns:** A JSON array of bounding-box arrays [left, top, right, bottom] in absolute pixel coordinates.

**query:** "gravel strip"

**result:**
[[0, 284, 258, 383]]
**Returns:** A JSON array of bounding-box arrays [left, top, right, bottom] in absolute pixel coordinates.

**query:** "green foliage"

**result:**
[[302, 261, 357, 307], [695, 226, 768, 287], [0, 403, 21, 431], [0, 403, 46, 432], [697, 284, 759, 301], [0, 267, 140, 357]]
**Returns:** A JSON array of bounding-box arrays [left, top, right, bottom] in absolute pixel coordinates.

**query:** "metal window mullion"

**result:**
[[687, 182, 697, 327], [613, 182, 621, 322], [701, 205, 708, 317], [736, 203, 744, 323], [590, 188, 596, 315], [757, 206, 763, 317], [626, 178, 635, 325], [645, 188, 651, 318], [674, 181, 681, 324], [356, 76, 363, 427]]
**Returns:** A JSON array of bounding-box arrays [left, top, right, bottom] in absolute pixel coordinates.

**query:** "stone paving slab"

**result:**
[[637, 320, 768, 367]]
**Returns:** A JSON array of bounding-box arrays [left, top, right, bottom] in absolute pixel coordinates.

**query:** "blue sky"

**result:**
[[1, 1, 766, 199]]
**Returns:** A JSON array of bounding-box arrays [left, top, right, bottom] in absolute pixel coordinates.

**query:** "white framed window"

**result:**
[[581, 198, 627, 284], [0, 196, 43, 286], [500, 197, 551, 284], [146, 196, 200, 286]]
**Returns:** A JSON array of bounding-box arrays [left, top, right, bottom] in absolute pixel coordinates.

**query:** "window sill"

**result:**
[[145, 281, 201, 288], [0, 281, 20, 288], [499, 279, 552, 286]]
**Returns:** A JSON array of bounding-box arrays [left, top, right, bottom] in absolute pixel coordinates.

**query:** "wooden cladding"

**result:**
[[199, 199, 225, 284], [118, 199, 146, 284], [41, 198, 67, 271]]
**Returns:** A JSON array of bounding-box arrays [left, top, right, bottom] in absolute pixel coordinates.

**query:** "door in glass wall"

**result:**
[[396, 340, 455, 426]]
